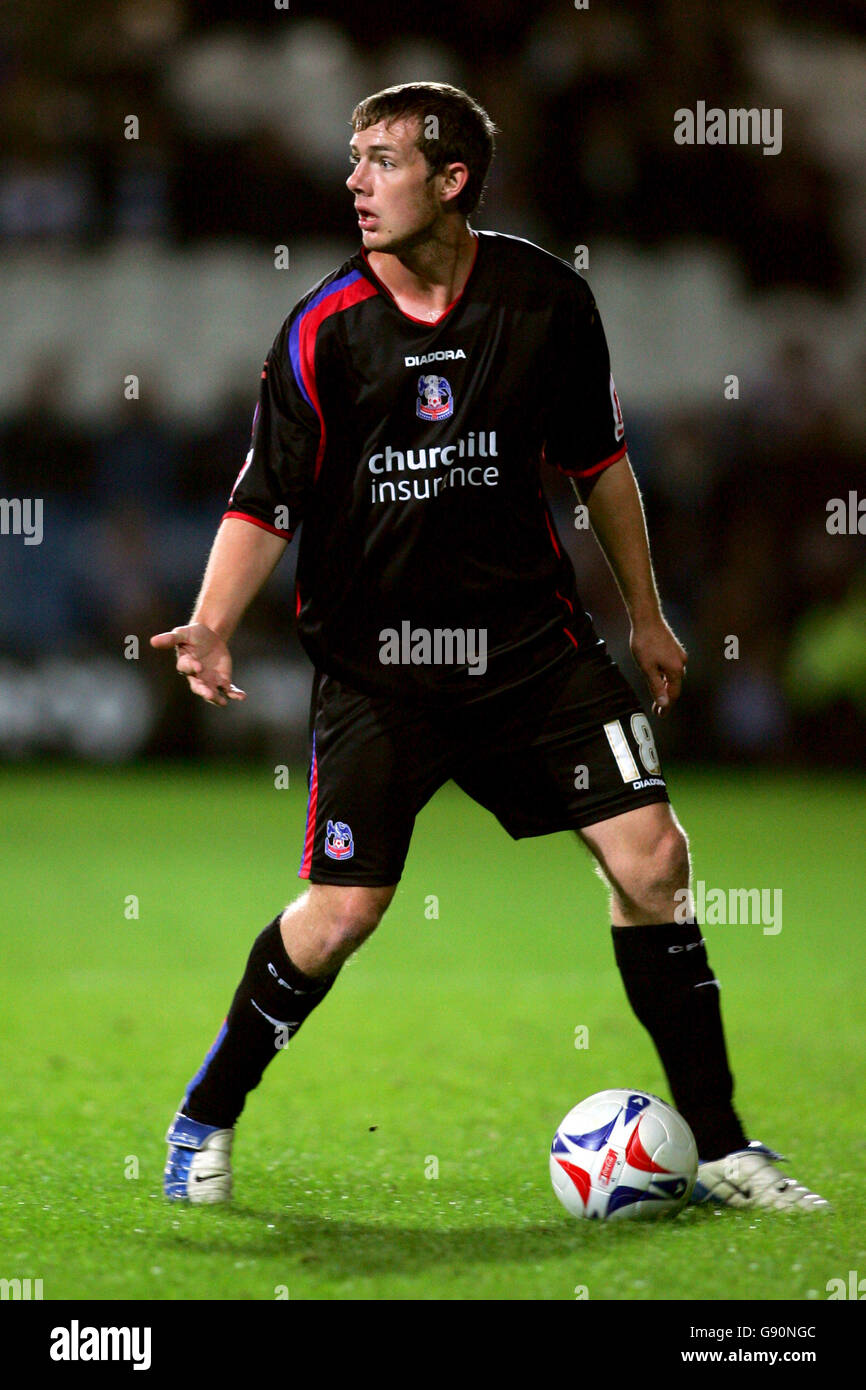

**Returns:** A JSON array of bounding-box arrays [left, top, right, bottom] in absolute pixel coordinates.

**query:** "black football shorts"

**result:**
[[297, 639, 670, 886]]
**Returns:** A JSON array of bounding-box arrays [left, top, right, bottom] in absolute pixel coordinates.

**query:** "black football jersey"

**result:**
[[226, 230, 627, 702]]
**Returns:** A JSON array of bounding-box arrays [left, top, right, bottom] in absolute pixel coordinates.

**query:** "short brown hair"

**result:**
[[350, 82, 497, 217]]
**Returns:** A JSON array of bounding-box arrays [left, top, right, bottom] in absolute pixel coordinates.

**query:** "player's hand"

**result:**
[[630, 617, 687, 718], [150, 623, 246, 708]]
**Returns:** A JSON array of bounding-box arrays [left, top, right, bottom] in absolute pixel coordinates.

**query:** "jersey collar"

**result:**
[[359, 230, 480, 327]]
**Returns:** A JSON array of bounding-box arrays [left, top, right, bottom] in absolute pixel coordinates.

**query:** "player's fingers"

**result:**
[[213, 681, 245, 701], [150, 629, 184, 649], [663, 665, 684, 705], [644, 663, 668, 700], [650, 671, 670, 717], [188, 675, 227, 706]]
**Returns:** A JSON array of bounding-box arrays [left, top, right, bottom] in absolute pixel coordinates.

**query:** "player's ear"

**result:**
[[439, 162, 469, 208]]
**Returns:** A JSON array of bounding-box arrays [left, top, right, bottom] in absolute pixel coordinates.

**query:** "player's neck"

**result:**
[[367, 223, 477, 321]]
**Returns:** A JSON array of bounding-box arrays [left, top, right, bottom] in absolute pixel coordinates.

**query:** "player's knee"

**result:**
[[652, 823, 690, 895], [314, 884, 394, 952], [629, 823, 690, 912], [612, 822, 689, 912]]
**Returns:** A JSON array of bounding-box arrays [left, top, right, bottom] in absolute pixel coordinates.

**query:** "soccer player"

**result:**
[[152, 83, 827, 1213]]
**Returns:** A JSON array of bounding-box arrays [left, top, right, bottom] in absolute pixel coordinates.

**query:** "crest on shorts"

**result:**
[[416, 374, 453, 422], [324, 819, 354, 861]]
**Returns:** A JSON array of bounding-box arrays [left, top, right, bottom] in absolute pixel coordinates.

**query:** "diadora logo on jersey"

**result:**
[[416, 374, 453, 422], [404, 349, 466, 367], [324, 819, 354, 861]]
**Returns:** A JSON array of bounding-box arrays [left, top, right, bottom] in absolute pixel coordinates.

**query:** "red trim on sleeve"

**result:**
[[559, 442, 628, 480], [222, 510, 293, 540]]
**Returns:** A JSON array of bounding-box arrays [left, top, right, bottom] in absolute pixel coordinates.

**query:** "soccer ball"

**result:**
[[550, 1089, 698, 1221]]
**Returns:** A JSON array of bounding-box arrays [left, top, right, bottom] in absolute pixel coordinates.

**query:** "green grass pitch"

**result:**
[[1, 763, 864, 1303]]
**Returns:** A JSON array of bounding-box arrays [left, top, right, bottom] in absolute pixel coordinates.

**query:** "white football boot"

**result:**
[[164, 1108, 234, 1204], [691, 1141, 830, 1212]]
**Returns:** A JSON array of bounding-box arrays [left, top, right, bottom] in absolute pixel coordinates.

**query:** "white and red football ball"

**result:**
[[550, 1089, 698, 1221]]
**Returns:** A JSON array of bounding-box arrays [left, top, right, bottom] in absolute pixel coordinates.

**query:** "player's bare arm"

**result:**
[[150, 517, 287, 707], [582, 454, 687, 717]]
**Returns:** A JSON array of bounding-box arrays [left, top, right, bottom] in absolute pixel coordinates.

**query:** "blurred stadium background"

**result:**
[[1, 0, 864, 769]]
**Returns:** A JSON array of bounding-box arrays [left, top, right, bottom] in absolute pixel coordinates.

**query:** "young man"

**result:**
[[152, 82, 827, 1212]]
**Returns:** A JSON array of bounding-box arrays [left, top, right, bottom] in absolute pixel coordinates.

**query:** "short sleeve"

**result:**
[[541, 274, 627, 484], [223, 319, 321, 540]]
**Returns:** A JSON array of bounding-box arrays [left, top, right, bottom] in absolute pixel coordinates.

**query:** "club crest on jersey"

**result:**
[[324, 819, 354, 861], [416, 374, 453, 422]]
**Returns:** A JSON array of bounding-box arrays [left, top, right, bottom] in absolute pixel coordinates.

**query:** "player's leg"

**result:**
[[165, 671, 454, 1202], [577, 800, 689, 925], [164, 883, 395, 1203], [456, 646, 744, 1157], [454, 645, 828, 1209], [451, 653, 744, 1153], [579, 801, 829, 1211], [279, 882, 396, 976], [182, 882, 397, 1129], [578, 802, 748, 1161]]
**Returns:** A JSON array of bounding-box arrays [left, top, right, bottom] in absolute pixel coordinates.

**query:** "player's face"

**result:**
[[347, 119, 457, 252]]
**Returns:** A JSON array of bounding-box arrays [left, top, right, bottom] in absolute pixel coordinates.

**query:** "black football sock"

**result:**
[[611, 922, 748, 1161], [183, 915, 338, 1130]]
